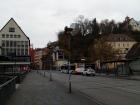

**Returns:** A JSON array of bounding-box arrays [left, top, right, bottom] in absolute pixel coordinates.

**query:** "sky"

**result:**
[[0, 0, 140, 48]]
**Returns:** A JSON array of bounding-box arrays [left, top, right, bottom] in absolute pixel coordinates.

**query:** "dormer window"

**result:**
[[9, 27, 15, 32]]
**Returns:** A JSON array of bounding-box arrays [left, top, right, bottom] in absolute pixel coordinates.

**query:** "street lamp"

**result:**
[[81, 58, 86, 70], [47, 44, 53, 81], [65, 26, 73, 93]]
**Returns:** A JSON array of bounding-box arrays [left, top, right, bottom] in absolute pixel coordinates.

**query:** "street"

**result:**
[[42, 70, 140, 105]]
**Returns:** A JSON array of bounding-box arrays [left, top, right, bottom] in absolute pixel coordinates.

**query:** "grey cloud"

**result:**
[[0, 0, 140, 47]]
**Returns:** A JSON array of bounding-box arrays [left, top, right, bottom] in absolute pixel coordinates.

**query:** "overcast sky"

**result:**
[[0, 0, 140, 48]]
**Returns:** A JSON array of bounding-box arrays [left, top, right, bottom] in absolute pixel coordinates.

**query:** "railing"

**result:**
[[0, 76, 17, 105]]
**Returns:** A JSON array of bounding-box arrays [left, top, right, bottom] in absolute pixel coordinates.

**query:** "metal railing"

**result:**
[[0, 76, 17, 105]]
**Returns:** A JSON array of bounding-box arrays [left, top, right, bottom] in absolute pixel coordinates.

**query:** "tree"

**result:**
[[88, 37, 118, 63]]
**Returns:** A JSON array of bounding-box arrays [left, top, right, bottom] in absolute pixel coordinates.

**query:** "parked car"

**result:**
[[82, 67, 96, 76], [74, 67, 85, 74]]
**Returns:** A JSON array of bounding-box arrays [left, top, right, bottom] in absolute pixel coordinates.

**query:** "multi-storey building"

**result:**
[[29, 44, 35, 69], [34, 47, 49, 70], [34, 48, 43, 69], [0, 18, 30, 72], [0, 18, 30, 56], [52, 47, 68, 70], [106, 34, 137, 59]]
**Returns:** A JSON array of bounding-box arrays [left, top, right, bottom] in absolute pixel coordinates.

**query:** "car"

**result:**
[[74, 67, 85, 74], [60, 69, 73, 74], [82, 67, 96, 76]]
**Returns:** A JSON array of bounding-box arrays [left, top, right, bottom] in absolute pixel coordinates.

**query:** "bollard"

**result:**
[[44, 71, 45, 77], [49, 73, 52, 81], [69, 81, 72, 93]]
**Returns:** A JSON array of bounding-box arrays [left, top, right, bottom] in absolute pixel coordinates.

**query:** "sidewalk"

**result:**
[[96, 73, 140, 81], [6, 71, 95, 105], [123, 75, 140, 81]]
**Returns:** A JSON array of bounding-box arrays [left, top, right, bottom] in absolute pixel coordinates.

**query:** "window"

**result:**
[[18, 35, 21, 38], [17, 49, 20, 55], [118, 43, 120, 47], [2, 34, 5, 38], [10, 41, 13, 47], [25, 49, 28, 55], [10, 34, 13, 38], [17, 41, 20, 47], [9, 48, 13, 53], [2, 40, 5, 47], [14, 34, 17, 38], [127, 43, 129, 47], [6, 48, 9, 55], [21, 49, 24, 55], [14, 48, 16, 53], [2, 48, 5, 55], [14, 41, 16, 47], [25, 41, 28, 47], [6, 34, 9, 38], [6, 41, 9, 47], [9, 27, 15, 32]]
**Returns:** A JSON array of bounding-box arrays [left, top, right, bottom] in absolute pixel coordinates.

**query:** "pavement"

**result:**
[[96, 73, 140, 81], [6, 71, 96, 105], [125, 75, 140, 81]]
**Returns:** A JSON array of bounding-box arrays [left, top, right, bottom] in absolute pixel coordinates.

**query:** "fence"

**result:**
[[0, 76, 17, 105]]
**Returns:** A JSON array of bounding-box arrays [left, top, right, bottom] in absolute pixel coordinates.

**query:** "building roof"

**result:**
[[0, 18, 30, 41], [126, 43, 140, 59], [105, 34, 136, 42]]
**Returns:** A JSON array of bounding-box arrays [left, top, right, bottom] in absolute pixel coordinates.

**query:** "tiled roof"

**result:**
[[105, 34, 136, 42], [126, 43, 140, 59]]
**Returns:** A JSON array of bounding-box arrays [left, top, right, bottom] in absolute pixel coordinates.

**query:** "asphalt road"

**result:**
[[41, 70, 140, 105]]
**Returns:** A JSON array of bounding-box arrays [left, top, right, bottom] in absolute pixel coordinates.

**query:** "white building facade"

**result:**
[[129, 18, 140, 32], [0, 18, 30, 56]]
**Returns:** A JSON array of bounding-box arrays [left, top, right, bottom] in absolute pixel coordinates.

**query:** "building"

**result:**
[[47, 41, 68, 70], [129, 19, 140, 32], [0, 18, 30, 72], [29, 44, 35, 69], [0, 18, 30, 56], [106, 34, 137, 59], [34, 47, 49, 70], [126, 43, 140, 74], [52, 47, 68, 70], [123, 16, 140, 32], [34, 48, 43, 69]]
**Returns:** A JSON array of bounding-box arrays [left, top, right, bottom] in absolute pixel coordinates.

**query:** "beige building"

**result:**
[[34, 47, 48, 69], [34, 49, 43, 69], [106, 34, 136, 59]]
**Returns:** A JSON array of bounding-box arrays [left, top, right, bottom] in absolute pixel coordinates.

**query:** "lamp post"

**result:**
[[47, 44, 53, 81], [81, 58, 86, 70], [65, 26, 73, 93]]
